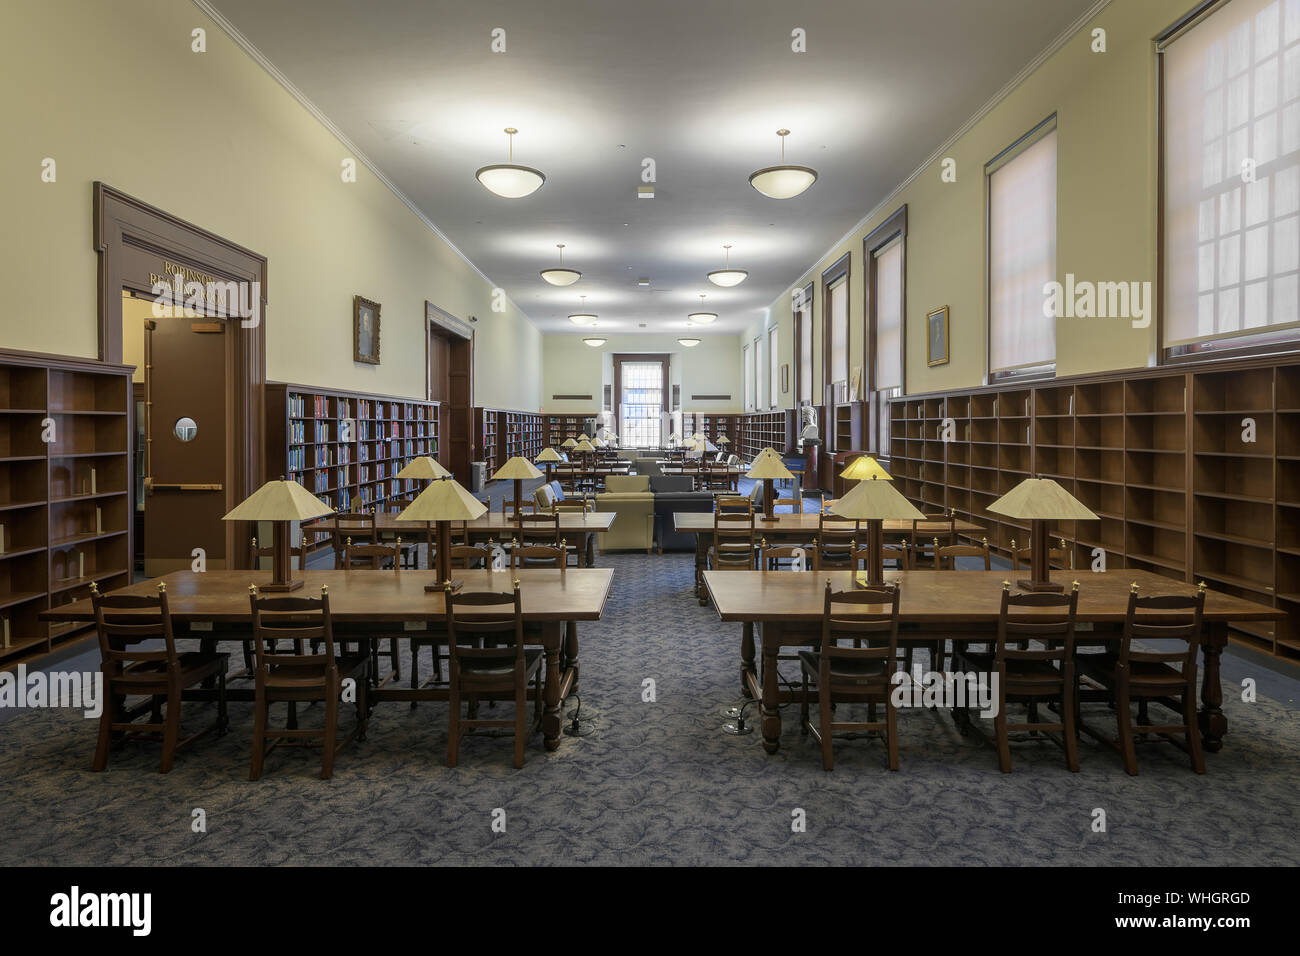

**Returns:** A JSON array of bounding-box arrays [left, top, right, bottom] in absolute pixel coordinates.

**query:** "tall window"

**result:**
[[868, 205, 906, 453], [768, 326, 779, 407], [1164, 0, 1300, 357], [823, 254, 851, 398], [796, 284, 813, 405], [988, 117, 1057, 378], [618, 361, 664, 447], [744, 343, 753, 410], [753, 337, 763, 409]]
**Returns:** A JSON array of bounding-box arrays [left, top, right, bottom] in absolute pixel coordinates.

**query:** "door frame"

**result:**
[[94, 183, 266, 569], [425, 301, 474, 481]]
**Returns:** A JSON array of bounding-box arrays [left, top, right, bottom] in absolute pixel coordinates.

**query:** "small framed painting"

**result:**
[[926, 305, 949, 367], [780, 364, 789, 394], [850, 365, 862, 399], [354, 295, 381, 365]]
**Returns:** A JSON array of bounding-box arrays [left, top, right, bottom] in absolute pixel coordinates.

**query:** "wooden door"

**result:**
[[143, 317, 228, 575]]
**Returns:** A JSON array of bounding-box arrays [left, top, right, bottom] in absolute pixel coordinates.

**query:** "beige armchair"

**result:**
[[595, 475, 655, 553]]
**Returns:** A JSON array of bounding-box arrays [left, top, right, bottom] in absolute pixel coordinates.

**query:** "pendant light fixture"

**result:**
[[540, 243, 581, 286], [688, 293, 717, 325], [476, 127, 545, 198], [568, 295, 597, 326], [707, 244, 748, 287], [582, 337, 606, 347], [678, 337, 701, 347], [749, 129, 817, 199]]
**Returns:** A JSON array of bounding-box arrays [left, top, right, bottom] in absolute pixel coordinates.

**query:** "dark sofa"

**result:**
[[651, 475, 715, 552]]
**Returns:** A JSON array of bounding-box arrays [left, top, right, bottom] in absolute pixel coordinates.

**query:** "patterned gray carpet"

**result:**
[[2, 546, 1299, 867]]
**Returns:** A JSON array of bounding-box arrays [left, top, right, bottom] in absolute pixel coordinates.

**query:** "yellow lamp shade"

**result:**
[[578, 433, 590, 442], [535, 447, 563, 463], [397, 477, 487, 522], [840, 455, 891, 481], [746, 456, 794, 481], [396, 455, 451, 480], [830, 475, 925, 521], [573, 439, 595, 453], [988, 478, 1099, 520], [491, 456, 544, 481], [223, 478, 334, 522], [562, 438, 578, 449]]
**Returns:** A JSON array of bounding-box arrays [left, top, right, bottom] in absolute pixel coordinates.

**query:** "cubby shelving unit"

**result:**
[[0, 351, 133, 667], [266, 384, 439, 552], [889, 355, 1300, 663]]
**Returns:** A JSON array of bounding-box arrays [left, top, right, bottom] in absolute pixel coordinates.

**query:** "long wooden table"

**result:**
[[304, 511, 616, 567], [675, 512, 983, 603], [42, 568, 614, 752], [703, 568, 1282, 755]]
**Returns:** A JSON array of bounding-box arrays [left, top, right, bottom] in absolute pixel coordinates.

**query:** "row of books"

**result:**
[[314, 445, 351, 468], [312, 467, 348, 493]]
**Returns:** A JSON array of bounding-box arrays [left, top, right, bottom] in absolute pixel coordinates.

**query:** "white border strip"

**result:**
[[191, 0, 533, 327]]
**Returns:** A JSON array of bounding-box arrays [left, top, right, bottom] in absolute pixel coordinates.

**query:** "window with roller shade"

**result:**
[[874, 234, 904, 452], [1163, 0, 1300, 358], [822, 254, 851, 399], [796, 284, 814, 405], [987, 118, 1057, 379], [744, 343, 753, 410], [753, 336, 763, 409], [768, 326, 779, 407]]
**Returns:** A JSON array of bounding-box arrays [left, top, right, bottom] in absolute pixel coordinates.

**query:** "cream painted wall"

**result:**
[[747, 0, 1181, 405], [542, 333, 743, 418], [0, 0, 541, 411]]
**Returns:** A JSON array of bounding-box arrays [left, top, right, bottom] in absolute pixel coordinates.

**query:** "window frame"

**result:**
[[821, 252, 852, 403], [863, 205, 907, 454], [794, 282, 814, 406], [612, 353, 668, 448], [743, 342, 753, 410], [768, 325, 779, 408]]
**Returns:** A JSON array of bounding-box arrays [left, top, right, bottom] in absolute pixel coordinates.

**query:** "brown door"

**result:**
[[143, 317, 227, 575], [435, 328, 473, 483]]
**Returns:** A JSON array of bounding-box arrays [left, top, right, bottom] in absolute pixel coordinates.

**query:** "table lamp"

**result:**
[[605, 432, 619, 446], [535, 446, 562, 482], [397, 475, 488, 592], [491, 455, 543, 521], [830, 473, 924, 587], [718, 434, 730, 448], [840, 454, 891, 482], [988, 477, 1098, 592], [561, 437, 578, 461], [396, 455, 451, 491], [578, 432, 590, 442], [746, 454, 794, 522], [573, 438, 596, 470], [223, 477, 335, 592]]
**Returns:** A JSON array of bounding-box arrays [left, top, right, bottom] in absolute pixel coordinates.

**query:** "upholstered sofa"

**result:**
[[594, 474, 655, 553], [651, 475, 716, 552]]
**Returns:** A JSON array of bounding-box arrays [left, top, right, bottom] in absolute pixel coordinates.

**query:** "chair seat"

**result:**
[[798, 650, 890, 681], [459, 647, 543, 677], [116, 651, 229, 687], [957, 651, 1062, 684], [1078, 657, 1187, 688], [262, 654, 369, 689]]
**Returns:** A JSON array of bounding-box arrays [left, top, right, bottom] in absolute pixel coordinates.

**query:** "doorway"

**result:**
[[426, 302, 474, 482]]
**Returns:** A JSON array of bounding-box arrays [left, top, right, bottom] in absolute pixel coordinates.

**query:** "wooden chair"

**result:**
[[759, 539, 819, 572], [383, 493, 421, 568], [936, 537, 991, 570], [953, 581, 1081, 773], [89, 581, 229, 773], [707, 462, 735, 492], [710, 511, 756, 571], [338, 538, 404, 685], [817, 512, 860, 570], [243, 536, 308, 674], [799, 582, 902, 771], [908, 513, 955, 569], [1078, 584, 1206, 775], [331, 511, 377, 568], [247, 585, 370, 780], [1011, 536, 1072, 572], [715, 496, 752, 515], [509, 539, 566, 570], [444, 581, 543, 769]]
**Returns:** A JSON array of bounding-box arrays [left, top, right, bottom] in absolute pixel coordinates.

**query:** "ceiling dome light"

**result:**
[[540, 243, 581, 286], [707, 244, 748, 287], [688, 293, 717, 325], [476, 128, 545, 198], [567, 294, 597, 326], [749, 129, 817, 199], [582, 337, 606, 347], [678, 337, 701, 347]]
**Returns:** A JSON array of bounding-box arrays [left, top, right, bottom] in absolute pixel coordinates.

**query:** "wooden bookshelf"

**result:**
[[546, 413, 594, 447], [736, 410, 795, 462], [475, 407, 544, 474], [889, 355, 1300, 663], [266, 384, 439, 552], [0, 351, 133, 667]]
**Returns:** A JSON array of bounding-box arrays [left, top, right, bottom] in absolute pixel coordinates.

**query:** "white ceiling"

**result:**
[[206, 0, 1096, 335]]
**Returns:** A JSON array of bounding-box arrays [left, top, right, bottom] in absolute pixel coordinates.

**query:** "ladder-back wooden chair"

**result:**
[[817, 511, 860, 570], [908, 513, 956, 569], [247, 585, 370, 780], [331, 511, 377, 568], [710, 511, 756, 571], [953, 581, 1081, 773], [799, 582, 902, 771], [1078, 583, 1206, 775], [444, 581, 543, 769], [90, 582, 229, 773], [1010, 537, 1073, 572], [338, 538, 404, 685]]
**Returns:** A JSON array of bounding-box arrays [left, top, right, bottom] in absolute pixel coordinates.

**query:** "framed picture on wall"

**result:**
[[780, 364, 789, 395], [926, 305, 949, 367], [850, 365, 862, 399], [354, 295, 381, 365]]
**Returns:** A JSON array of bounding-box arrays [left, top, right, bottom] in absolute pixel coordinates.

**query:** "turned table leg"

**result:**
[[741, 622, 756, 699], [565, 620, 580, 697], [1199, 622, 1228, 752], [542, 625, 563, 751], [761, 628, 782, 753]]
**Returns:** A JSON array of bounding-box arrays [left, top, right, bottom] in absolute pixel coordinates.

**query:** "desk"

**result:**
[[675, 512, 983, 602], [304, 511, 616, 567], [703, 568, 1282, 755], [42, 568, 614, 752]]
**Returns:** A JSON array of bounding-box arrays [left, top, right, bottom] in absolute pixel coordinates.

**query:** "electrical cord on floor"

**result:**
[[563, 694, 595, 737]]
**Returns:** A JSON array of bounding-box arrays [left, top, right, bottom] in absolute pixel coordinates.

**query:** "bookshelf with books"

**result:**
[[501, 410, 544, 461], [889, 355, 1300, 663], [474, 407, 500, 475], [736, 410, 795, 462], [545, 413, 595, 448], [266, 384, 440, 552], [0, 351, 133, 667]]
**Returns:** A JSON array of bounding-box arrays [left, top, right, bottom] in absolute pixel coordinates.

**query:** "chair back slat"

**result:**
[[510, 538, 566, 570], [517, 512, 561, 547], [331, 511, 377, 567], [445, 584, 526, 670], [249, 586, 336, 672], [91, 585, 179, 669], [820, 583, 901, 672], [936, 537, 991, 571], [817, 513, 859, 569], [340, 538, 402, 572], [1121, 586, 1205, 669], [759, 540, 818, 572], [996, 583, 1079, 664], [713, 511, 755, 569]]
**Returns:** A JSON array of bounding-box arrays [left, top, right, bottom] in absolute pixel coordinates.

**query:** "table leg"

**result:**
[[761, 627, 782, 753], [584, 532, 595, 568], [1199, 622, 1228, 752], [543, 624, 562, 751], [695, 534, 709, 604], [565, 620, 580, 697], [741, 622, 755, 699]]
